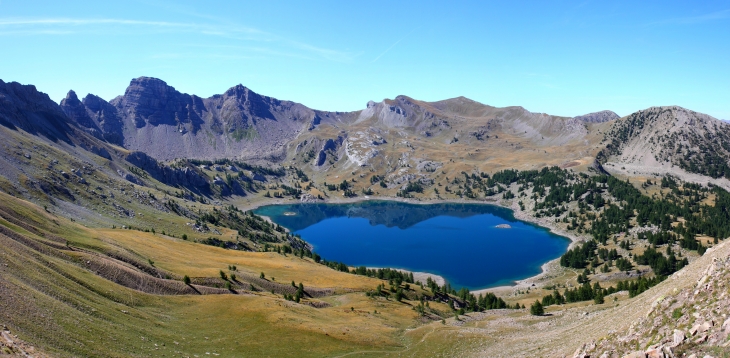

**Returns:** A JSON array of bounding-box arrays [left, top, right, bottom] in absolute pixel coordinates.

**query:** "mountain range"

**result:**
[[2, 76, 730, 357]]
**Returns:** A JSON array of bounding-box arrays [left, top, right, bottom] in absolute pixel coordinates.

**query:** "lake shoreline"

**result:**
[[241, 194, 586, 294]]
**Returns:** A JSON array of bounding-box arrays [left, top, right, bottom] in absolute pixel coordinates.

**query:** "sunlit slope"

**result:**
[[287, 96, 613, 200], [0, 191, 435, 357]]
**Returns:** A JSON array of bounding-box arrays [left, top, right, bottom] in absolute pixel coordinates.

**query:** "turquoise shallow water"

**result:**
[[254, 201, 569, 290]]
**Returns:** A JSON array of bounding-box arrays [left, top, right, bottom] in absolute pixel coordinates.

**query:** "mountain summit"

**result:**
[[59, 77, 329, 160]]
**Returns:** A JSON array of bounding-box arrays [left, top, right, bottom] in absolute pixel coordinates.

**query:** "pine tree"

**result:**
[[530, 300, 544, 316]]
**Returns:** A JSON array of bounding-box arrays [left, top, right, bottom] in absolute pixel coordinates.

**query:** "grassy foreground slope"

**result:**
[[0, 190, 444, 357], [4, 184, 730, 357]]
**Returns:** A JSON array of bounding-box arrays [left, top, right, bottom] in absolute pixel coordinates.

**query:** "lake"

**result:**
[[254, 201, 569, 290]]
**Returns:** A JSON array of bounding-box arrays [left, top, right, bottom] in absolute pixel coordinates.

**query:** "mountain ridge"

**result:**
[[54, 77, 618, 162]]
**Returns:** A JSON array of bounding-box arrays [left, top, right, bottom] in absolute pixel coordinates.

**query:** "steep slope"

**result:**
[[0, 79, 76, 144], [580, 241, 730, 357], [0, 79, 288, 235]]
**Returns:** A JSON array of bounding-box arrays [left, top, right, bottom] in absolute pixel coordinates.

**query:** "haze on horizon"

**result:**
[[0, 0, 728, 120]]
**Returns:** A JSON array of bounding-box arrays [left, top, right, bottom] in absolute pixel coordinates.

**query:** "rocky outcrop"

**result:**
[[316, 137, 344, 166], [580, 245, 730, 358], [125, 151, 210, 193], [59, 90, 102, 137], [59, 90, 125, 145], [345, 131, 383, 166]]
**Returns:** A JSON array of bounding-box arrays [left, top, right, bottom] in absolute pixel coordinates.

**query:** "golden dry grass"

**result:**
[[96, 228, 382, 290]]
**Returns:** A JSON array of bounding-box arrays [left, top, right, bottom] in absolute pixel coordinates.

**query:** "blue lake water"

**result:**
[[254, 201, 569, 291]]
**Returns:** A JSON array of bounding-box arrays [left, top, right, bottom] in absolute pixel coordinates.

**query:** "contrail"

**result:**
[[372, 26, 420, 63]]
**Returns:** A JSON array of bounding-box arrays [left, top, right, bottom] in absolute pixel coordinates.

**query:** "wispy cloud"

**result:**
[[645, 8, 730, 26], [0, 17, 357, 62], [372, 27, 420, 63], [175, 43, 318, 61]]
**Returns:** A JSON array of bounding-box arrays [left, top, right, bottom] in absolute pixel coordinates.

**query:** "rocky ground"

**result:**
[[1, 325, 46, 357], [576, 246, 730, 358]]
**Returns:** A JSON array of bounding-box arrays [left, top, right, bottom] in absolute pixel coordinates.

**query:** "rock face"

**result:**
[[60, 92, 125, 145], [61, 77, 356, 161], [0, 79, 75, 143], [573, 110, 620, 123], [59, 90, 102, 139], [125, 151, 210, 194]]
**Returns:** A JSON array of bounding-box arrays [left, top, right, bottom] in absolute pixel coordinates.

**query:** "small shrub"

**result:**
[[183, 275, 191, 285]]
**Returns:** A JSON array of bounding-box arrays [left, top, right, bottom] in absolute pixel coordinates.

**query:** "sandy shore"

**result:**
[[237, 193, 585, 294]]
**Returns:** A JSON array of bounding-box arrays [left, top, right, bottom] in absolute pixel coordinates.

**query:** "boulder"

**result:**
[[672, 329, 686, 346]]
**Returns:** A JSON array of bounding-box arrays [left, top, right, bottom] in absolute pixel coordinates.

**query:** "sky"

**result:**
[[0, 0, 728, 119]]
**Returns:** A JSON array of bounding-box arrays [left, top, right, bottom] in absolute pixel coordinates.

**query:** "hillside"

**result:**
[[598, 106, 730, 190], [0, 190, 438, 357]]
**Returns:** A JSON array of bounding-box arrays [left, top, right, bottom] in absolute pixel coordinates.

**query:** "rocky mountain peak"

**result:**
[[60, 89, 99, 133], [223, 84, 250, 97], [81, 93, 107, 108], [112, 76, 203, 129], [220, 84, 272, 109], [126, 76, 175, 94], [0, 79, 73, 143], [63, 90, 80, 103]]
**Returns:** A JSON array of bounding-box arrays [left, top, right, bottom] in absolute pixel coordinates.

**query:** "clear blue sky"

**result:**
[[1, 1, 728, 119]]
